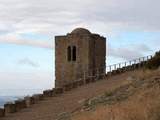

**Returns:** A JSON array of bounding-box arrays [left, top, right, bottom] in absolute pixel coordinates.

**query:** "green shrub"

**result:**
[[104, 91, 113, 97], [146, 51, 160, 69]]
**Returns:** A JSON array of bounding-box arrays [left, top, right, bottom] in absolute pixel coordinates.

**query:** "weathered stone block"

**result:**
[[32, 95, 40, 103], [32, 94, 44, 103], [130, 65, 135, 70], [85, 78, 91, 84], [107, 72, 112, 76], [116, 69, 121, 74], [90, 78, 96, 82], [15, 99, 26, 111], [63, 84, 72, 91], [105, 74, 110, 78], [78, 80, 84, 86], [126, 66, 131, 70], [72, 81, 78, 88], [4, 103, 16, 114], [137, 63, 141, 68], [98, 75, 104, 80], [52, 88, 63, 96], [43, 89, 53, 97], [38, 94, 44, 100], [111, 70, 117, 75], [24, 96, 35, 107], [0, 108, 5, 117], [121, 67, 126, 72], [135, 63, 139, 69]]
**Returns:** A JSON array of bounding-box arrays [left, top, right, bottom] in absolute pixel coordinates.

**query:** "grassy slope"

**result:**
[[72, 69, 160, 120]]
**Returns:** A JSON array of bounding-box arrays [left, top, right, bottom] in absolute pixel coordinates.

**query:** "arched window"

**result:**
[[72, 46, 76, 61], [67, 46, 71, 61]]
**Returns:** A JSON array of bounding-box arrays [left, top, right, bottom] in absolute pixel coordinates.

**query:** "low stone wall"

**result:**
[[32, 94, 44, 102], [4, 103, 16, 115], [15, 99, 26, 112], [24, 96, 35, 107], [0, 59, 149, 118], [43, 89, 53, 97], [0, 108, 5, 117], [53, 88, 63, 95]]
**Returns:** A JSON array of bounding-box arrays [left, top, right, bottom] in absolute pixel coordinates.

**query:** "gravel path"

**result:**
[[1, 72, 134, 120]]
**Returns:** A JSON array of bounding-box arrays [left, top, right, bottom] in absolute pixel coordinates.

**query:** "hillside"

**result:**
[[1, 69, 160, 120], [72, 69, 160, 120], [1, 70, 146, 120], [1, 50, 160, 120]]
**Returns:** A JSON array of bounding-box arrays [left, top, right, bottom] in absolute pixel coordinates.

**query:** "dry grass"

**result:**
[[134, 69, 160, 80], [72, 69, 160, 120], [72, 87, 160, 120]]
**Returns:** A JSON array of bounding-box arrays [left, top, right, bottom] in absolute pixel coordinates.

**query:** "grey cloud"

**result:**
[[0, 33, 53, 49], [80, 0, 160, 30], [0, 0, 160, 49], [18, 58, 39, 67], [133, 44, 151, 52], [0, 0, 160, 36], [108, 44, 151, 60], [0, 39, 53, 49]]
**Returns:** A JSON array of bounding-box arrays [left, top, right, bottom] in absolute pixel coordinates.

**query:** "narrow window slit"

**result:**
[[72, 46, 76, 61], [67, 46, 71, 61]]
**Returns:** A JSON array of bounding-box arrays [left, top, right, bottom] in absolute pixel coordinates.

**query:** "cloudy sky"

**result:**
[[0, 0, 159, 95]]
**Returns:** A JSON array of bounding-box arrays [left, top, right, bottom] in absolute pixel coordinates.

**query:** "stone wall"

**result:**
[[89, 34, 106, 75], [55, 28, 106, 88]]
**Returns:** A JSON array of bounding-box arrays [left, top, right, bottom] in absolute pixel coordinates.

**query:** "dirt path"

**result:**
[[1, 71, 134, 120]]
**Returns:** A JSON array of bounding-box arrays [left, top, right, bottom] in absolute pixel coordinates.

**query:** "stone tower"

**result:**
[[55, 28, 106, 88]]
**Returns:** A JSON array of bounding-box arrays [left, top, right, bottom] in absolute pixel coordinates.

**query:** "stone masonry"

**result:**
[[55, 28, 106, 88]]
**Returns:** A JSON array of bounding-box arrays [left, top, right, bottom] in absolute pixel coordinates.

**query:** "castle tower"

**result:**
[[55, 28, 106, 88]]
